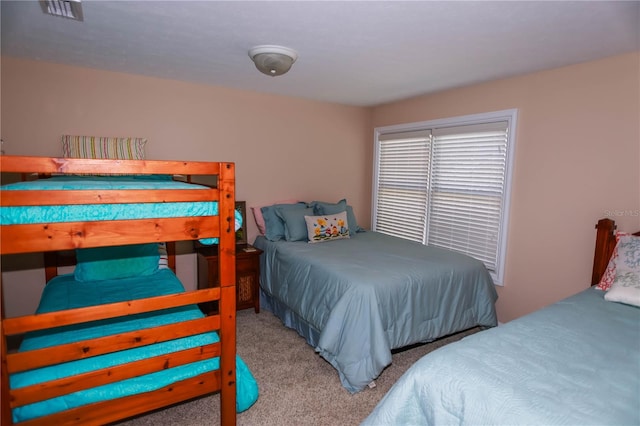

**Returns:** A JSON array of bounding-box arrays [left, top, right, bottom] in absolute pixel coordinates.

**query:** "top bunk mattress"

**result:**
[[0, 175, 217, 225]]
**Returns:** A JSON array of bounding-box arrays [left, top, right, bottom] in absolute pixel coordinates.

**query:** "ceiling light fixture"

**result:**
[[248, 45, 298, 77]]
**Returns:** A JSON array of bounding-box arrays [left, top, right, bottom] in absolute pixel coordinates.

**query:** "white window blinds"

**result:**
[[373, 110, 516, 285], [374, 131, 431, 242], [428, 122, 509, 273]]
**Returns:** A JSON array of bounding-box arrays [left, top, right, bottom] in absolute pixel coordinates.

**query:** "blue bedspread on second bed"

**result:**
[[10, 269, 259, 423], [254, 231, 498, 393], [362, 287, 640, 425]]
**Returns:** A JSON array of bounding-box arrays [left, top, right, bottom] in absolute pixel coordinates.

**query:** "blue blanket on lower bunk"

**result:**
[[10, 269, 259, 423]]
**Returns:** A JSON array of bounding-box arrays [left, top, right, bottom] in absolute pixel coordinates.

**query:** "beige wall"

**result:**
[[1, 57, 373, 240], [372, 52, 640, 322], [0, 57, 372, 316], [2, 53, 639, 323]]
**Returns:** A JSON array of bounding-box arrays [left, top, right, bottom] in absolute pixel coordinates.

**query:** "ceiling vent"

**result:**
[[40, 0, 83, 21]]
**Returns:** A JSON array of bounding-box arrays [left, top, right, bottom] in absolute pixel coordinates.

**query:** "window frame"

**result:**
[[372, 109, 518, 285]]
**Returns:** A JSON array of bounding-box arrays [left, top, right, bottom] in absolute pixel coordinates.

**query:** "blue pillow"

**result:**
[[311, 199, 361, 235], [75, 243, 160, 282], [261, 202, 308, 241], [276, 206, 315, 241]]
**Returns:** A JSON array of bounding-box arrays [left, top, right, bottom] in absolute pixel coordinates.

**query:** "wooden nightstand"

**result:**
[[196, 243, 263, 314]]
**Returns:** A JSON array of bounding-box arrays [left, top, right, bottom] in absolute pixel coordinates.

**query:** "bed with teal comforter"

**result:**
[[362, 287, 640, 425], [254, 231, 498, 393], [2, 173, 255, 423], [0, 175, 230, 244], [10, 268, 259, 423]]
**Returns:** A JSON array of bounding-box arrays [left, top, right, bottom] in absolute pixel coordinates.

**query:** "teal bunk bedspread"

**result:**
[[2, 174, 256, 422], [10, 269, 259, 423], [362, 287, 640, 425], [0, 175, 240, 245], [0, 175, 216, 223]]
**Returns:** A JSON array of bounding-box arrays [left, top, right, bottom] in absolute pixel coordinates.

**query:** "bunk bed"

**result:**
[[0, 155, 255, 425], [362, 218, 640, 425]]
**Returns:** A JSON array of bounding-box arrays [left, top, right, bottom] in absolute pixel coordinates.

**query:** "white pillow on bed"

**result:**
[[604, 234, 640, 307], [604, 271, 640, 307], [304, 211, 350, 243]]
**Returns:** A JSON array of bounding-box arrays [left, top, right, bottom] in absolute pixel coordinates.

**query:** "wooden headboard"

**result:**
[[591, 218, 640, 286]]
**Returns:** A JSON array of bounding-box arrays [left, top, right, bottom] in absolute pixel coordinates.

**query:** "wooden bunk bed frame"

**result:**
[[0, 155, 237, 425]]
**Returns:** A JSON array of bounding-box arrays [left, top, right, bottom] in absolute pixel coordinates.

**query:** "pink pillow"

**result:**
[[251, 200, 299, 235], [596, 231, 629, 291]]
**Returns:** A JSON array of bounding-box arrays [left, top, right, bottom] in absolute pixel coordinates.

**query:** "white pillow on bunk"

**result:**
[[158, 242, 169, 269]]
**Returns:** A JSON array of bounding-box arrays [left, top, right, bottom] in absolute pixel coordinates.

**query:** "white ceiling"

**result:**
[[2, 1, 639, 107]]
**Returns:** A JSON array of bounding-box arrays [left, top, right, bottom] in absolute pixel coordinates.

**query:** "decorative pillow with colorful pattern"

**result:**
[[304, 211, 350, 243]]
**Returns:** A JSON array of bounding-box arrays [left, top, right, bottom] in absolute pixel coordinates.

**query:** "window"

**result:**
[[373, 109, 517, 285]]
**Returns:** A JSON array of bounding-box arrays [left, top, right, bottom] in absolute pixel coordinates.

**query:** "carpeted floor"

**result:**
[[117, 309, 479, 426]]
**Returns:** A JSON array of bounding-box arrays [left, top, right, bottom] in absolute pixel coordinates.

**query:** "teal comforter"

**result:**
[[10, 269, 259, 423], [254, 232, 497, 393], [0, 175, 228, 244], [0, 175, 216, 224], [362, 287, 640, 425]]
